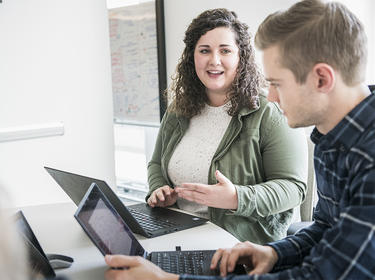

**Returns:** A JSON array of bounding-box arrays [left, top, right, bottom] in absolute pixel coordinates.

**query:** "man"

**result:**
[[104, 0, 375, 279]]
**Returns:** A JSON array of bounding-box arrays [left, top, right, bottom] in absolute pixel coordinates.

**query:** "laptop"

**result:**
[[74, 183, 246, 275], [14, 211, 56, 278], [44, 166, 208, 238], [14, 211, 74, 276]]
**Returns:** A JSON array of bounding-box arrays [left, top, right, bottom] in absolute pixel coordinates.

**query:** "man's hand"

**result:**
[[210, 241, 279, 277], [175, 170, 238, 209], [105, 255, 178, 280], [147, 185, 177, 208]]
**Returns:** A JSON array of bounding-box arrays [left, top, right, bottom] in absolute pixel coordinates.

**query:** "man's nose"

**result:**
[[267, 86, 280, 103]]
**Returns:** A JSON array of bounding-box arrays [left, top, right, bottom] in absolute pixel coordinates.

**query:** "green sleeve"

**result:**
[[233, 104, 308, 218], [146, 111, 170, 201]]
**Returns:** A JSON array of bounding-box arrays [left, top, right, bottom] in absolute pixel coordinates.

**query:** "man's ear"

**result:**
[[311, 63, 335, 93]]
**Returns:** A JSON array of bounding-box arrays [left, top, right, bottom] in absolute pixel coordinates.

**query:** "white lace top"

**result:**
[[167, 102, 232, 218]]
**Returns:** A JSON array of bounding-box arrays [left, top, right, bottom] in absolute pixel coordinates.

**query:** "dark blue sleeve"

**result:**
[[268, 201, 329, 271], [268, 167, 375, 279], [182, 165, 375, 280], [179, 274, 253, 280]]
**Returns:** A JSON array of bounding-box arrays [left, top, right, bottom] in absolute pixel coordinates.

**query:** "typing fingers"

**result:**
[[210, 248, 224, 270], [148, 186, 172, 207], [210, 248, 236, 277], [148, 192, 158, 207], [160, 185, 173, 196], [219, 249, 230, 276], [156, 189, 166, 202], [227, 250, 241, 274]]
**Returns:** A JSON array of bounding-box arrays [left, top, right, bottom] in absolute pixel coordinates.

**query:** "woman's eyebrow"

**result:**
[[197, 44, 233, 48]]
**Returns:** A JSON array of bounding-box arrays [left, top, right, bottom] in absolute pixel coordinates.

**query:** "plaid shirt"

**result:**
[[180, 88, 375, 280]]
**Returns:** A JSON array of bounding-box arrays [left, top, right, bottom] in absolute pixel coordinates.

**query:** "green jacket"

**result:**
[[147, 95, 308, 244]]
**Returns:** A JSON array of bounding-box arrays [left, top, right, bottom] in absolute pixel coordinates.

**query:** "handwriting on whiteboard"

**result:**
[[109, 1, 160, 125]]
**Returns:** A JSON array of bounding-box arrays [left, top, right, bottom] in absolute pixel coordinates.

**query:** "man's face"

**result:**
[[262, 46, 325, 128]]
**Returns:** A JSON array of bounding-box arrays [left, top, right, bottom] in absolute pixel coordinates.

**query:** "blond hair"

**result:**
[[254, 0, 367, 85]]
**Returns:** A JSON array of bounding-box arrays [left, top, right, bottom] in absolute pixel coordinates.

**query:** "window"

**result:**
[[114, 124, 159, 202], [107, 0, 166, 202]]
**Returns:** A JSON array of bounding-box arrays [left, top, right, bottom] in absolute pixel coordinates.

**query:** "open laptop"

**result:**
[[45, 166, 208, 238], [14, 211, 74, 278], [14, 211, 56, 278], [74, 183, 246, 275]]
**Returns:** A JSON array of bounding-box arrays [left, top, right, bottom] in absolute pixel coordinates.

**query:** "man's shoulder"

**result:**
[[347, 93, 375, 159], [353, 122, 375, 159]]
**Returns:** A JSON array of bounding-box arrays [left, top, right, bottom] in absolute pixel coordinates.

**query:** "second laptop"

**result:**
[[44, 166, 208, 238]]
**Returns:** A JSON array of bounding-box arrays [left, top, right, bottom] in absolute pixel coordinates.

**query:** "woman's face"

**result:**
[[194, 27, 239, 101]]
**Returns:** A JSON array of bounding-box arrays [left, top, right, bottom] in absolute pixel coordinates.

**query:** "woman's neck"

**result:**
[[206, 91, 228, 107]]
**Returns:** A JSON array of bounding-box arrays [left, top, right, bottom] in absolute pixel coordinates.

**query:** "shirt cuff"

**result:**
[[266, 239, 296, 271]]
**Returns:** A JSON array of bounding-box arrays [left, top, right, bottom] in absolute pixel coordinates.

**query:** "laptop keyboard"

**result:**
[[155, 251, 208, 275], [129, 208, 177, 231]]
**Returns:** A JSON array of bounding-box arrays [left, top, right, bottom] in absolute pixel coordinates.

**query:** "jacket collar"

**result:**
[[236, 104, 260, 120], [311, 87, 375, 150], [175, 95, 262, 129]]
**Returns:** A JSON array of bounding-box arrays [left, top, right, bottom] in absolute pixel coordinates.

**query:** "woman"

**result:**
[[146, 8, 307, 244]]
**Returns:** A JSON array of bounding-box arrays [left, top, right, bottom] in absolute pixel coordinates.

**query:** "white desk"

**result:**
[[21, 202, 240, 280]]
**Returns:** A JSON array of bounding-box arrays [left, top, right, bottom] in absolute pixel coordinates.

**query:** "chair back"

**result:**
[[300, 135, 317, 221]]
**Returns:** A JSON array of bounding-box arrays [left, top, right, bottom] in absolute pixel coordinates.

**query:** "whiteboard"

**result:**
[[109, 1, 161, 125]]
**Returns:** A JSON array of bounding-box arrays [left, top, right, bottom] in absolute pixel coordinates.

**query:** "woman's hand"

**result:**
[[147, 185, 177, 208], [175, 170, 238, 209], [210, 241, 278, 277]]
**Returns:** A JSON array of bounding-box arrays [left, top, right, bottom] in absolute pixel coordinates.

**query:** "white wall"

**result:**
[[337, 0, 375, 85], [0, 0, 116, 207]]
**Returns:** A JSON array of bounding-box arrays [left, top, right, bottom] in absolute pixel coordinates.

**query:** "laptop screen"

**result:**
[[14, 211, 56, 278], [45, 166, 110, 206], [14, 211, 48, 260], [75, 183, 145, 257]]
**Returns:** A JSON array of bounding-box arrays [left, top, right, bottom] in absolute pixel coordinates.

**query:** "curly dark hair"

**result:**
[[167, 8, 265, 118]]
